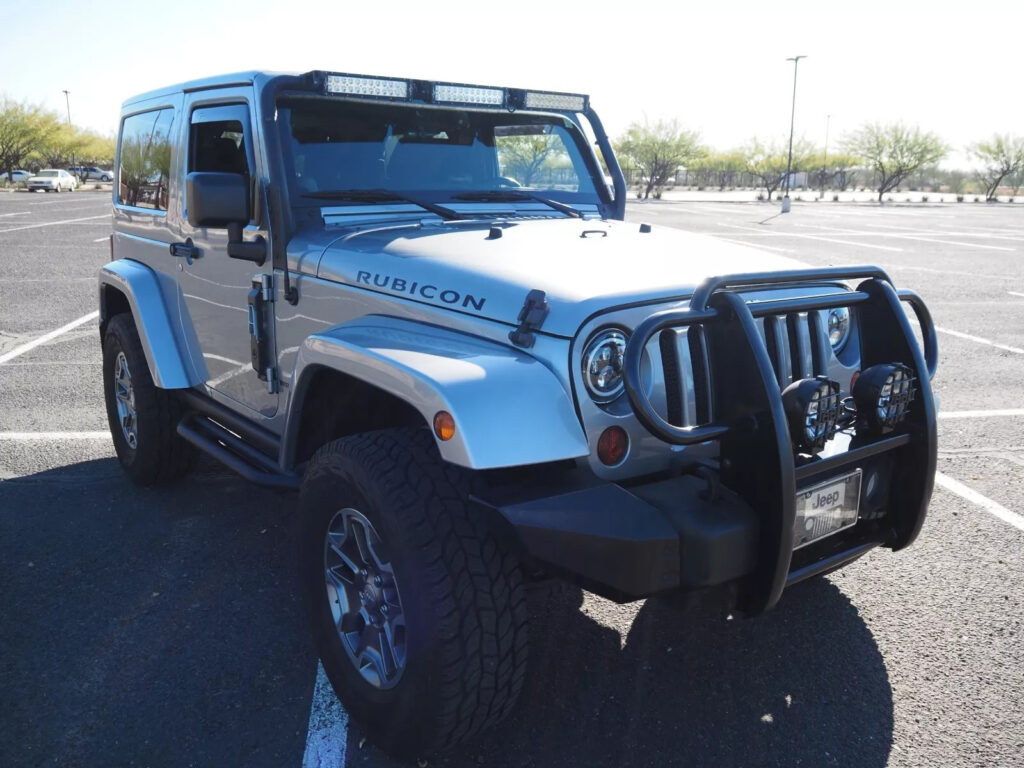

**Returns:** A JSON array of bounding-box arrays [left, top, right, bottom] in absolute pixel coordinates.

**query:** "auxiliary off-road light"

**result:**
[[781, 376, 842, 454], [524, 91, 587, 112], [597, 426, 629, 466], [853, 363, 915, 434], [325, 75, 409, 99], [581, 328, 628, 403], [432, 83, 505, 105]]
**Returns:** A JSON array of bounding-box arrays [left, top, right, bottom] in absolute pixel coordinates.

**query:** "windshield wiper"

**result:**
[[301, 188, 463, 221], [452, 190, 583, 219]]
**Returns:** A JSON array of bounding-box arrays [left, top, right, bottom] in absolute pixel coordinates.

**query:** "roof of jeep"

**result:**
[[121, 71, 291, 108]]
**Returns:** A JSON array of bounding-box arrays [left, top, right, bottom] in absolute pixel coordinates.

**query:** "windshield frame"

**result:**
[[275, 92, 611, 217]]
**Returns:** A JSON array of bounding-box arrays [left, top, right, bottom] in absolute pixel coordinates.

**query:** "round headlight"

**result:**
[[582, 328, 628, 403], [827, 307, 851, 350]]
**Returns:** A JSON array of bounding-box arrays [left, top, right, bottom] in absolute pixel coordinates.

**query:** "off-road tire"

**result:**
[[102, 313, 195, 484], [300, 428, 528, 759]]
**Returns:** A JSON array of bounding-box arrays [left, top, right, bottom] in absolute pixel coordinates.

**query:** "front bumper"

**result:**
[[482, 267, 938, 615]]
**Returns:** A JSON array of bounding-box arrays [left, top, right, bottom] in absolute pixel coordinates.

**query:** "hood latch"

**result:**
[[509, 289, 549, 349]]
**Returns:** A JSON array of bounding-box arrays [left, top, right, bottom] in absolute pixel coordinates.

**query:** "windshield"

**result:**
[[39, 171, 58, 177], [278, 96, 602, 210]]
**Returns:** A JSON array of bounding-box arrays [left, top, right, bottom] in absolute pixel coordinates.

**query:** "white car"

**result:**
[[27, 169, 77, 193]]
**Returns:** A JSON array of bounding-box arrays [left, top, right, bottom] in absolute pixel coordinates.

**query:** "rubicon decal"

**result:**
[[355, 271, 487, 311]]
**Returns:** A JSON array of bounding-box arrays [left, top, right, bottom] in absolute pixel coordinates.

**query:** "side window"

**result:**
[[118, 108, 174, 211], [189, 106, 251, 178]]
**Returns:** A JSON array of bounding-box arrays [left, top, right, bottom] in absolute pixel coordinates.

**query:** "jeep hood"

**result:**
[[297, 217, 805, 338]]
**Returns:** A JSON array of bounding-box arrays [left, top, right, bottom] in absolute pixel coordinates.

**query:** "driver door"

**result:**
[[177, 96, 278, 417]]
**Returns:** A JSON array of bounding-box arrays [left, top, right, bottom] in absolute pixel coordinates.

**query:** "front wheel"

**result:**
[[300, 429, 528, 759]]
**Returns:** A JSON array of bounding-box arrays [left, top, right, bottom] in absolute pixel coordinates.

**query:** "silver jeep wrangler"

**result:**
[[99, 70, 939, 759]]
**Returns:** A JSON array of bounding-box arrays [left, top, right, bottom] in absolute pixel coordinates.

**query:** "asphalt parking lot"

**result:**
[[1, 190, 1022, 768]]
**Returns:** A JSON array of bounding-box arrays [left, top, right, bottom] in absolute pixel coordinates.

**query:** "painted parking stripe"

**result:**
[[0, 214, 107, 234], [0, 431, 109, 440], [717, 223, 903, 252], [934, 325, 1024, 355], [935, 472, 1024, 533], [938, 409, 1024, 419], [1009, 291, 1024, 298], [0, 311, 100, 364], [712, 236, 797, 253], [302, 661, 348, 768], [0, 212, 31, 218]]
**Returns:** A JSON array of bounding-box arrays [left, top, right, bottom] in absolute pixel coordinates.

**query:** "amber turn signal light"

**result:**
[[433, 411, 456, 441]]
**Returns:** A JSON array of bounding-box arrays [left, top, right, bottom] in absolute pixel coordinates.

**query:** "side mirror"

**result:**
[[185, 171, 266, 265], [185, 171, 249, 228]]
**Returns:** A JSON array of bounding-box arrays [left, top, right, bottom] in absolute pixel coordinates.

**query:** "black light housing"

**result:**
[[853, 363, 916, 434], [781, 376, 842, 454]]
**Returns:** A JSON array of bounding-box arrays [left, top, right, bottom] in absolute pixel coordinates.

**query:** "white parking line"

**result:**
[[0, 212, 31, 218], [0, 311, 100, 364], [0, 431, 109, 440], [934, 472, 1024, 533], [934, 325, 1024, 355], [0, 214, 108, 234], [718, 223, 903, 252], [1009, 291, 1024, 298], [712, 236, 797, 253], [938, 409, 1024, 419], [93, 236, 109, 242], [302, 661, 348, 768]]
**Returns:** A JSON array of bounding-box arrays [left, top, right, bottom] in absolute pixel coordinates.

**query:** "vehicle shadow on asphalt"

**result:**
[[374, 577, 893, 768], [0, 457, 315, 768]]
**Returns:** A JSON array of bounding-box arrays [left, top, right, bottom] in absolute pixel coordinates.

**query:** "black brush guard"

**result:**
[[623, 266, 938, 615]]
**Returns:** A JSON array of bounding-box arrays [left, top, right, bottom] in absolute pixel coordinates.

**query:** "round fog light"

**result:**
[[597, 426, 629, 466], [853, 363, 915, 434], [781, 376, 842, 454]]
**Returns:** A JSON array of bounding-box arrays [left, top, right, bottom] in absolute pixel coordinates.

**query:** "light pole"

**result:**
[[781, 55, 806, 213], [820, 113, 831, 200], [62, 90, 78, 183]]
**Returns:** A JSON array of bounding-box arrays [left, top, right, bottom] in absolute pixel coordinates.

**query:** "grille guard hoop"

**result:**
[[622, 265, 938, 614]]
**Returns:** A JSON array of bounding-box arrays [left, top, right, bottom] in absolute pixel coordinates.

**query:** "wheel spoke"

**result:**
[[322, 507, 406, 689]]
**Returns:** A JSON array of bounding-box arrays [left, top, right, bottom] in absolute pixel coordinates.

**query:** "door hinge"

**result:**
[[248, 274, 277, 392], [509, 289, 549, 349]]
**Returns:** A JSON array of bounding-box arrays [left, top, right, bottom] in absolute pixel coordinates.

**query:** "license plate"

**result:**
[[793, 470, 862, 550]]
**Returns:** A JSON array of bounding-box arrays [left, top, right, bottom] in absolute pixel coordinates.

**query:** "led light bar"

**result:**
[[325, 74, 408, 99], [433, 83, 505, 106], [524, 91, 586, 112]]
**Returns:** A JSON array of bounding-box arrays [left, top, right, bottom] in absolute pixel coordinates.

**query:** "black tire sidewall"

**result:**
[[301, 450, 444, 755], [102, 314, 179, 483]]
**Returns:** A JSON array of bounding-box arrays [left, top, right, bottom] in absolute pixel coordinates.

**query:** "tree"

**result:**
[[743, 138, 815, 200], [968, 134, 1024, 201], [497, 134, 561, 187], [843, 123, 947, 202], [0, 98, 60, 181], [35, 122, 86, 169], [614, 119, 704, 199]]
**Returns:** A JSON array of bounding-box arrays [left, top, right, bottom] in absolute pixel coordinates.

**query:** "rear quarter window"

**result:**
[[118, 108, 175, 211]]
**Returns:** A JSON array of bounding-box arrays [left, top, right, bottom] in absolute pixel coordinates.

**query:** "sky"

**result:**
[[2, 0, 1020, 168]]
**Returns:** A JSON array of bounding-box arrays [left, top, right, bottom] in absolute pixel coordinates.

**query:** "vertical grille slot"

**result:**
[[659, 330, 684, 427]]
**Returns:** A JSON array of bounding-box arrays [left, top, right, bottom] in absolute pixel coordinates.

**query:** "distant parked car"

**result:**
[[68, 165, 113, 182], [4, 170, 32, 184], [27, 169, 77, 193]]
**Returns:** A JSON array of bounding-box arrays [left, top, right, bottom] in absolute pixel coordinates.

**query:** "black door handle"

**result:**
[[170, 238, 200, 262]]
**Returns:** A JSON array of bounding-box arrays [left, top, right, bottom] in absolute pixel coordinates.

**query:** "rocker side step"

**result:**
[[176, 415, 301, 491]]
